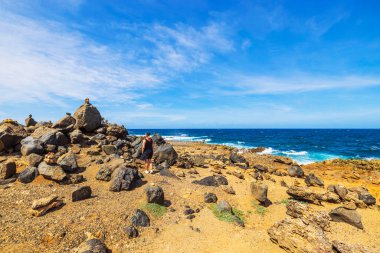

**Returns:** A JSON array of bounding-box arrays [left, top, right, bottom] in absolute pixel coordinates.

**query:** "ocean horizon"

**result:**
[[129, 129, 380, 165]]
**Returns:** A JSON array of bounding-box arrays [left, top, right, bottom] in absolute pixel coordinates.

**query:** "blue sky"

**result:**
[[1, 0, 380, 128]]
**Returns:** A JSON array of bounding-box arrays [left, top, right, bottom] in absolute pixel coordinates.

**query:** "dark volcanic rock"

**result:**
[[229, 153, 247, 164], [0, 161, 16, 179], [57, 152, 78, 172], [305, 173, 324, 187], [192, 175, 228, 187], [76, 238, 109, 253], [145, 185, 165, 205], [152, 133, 166, 146], [18, 167, 38, 183], [74, 102, 102, 132], [131, 209, 150, 227], [109, 166, 140, 192], [204, 192, 218, 203], [125, 225, 139, 239], [153, 143, 178, 166], [102, 145, 117, 155], [287, 165, 304, 178], [72, 186, 92, 202], [20, 136, 44, 156], [329, 206, 363, 229], [250, 182, 268, 203], [96, 166, 113, 181]]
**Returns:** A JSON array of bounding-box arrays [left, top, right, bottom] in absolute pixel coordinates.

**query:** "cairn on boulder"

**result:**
[[25, 114, 37, 127], [74, 98, 102, 132], [52, 112, 76, 132]]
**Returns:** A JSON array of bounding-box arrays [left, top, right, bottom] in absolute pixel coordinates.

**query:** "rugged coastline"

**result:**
[[0, 101, 379, 253]]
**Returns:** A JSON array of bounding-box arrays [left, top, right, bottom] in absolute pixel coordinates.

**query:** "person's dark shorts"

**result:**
[[140, 150, 153, 160]]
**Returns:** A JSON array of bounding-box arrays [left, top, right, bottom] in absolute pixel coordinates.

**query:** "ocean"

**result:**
[[128, 129, 380, 165]]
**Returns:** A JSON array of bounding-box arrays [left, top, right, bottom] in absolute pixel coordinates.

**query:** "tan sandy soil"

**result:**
[[1, 141, 380, 253]]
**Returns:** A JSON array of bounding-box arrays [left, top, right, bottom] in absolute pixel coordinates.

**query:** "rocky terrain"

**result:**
[[0, 100, 380, 253]]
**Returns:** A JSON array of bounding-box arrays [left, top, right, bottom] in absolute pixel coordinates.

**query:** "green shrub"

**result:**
[[141, 203, 167, 217], [208, 204, 245, 223]]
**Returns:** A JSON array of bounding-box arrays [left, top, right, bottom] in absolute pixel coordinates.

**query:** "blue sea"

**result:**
[[129, 129, 380, 165]]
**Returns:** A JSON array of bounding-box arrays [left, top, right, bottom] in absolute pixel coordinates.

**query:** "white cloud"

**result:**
[[0, 11, 163, 105], [217, 74, 380, 95]]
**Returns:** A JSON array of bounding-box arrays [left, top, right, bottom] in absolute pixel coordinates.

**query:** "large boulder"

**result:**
[[286, 201, 331, 231], [287, 165, 304, 178], [18, 167, 38, 183], [145, 185, 165, 205], [268, 217, 333, 253], [109, 166, 141, 192], [52, 113, 76, 132], [193, 175, 228, 187], [152, 133, 165, 146], [106, 124, 127, 139], [0, 121, 28, 152], [0, 160, 16, 179], [74, 102, 102, 132], [40, 130, 69, 147], [229, 153, 247, 164], [329, 206, 363, 229], [20, 136, 44, 156], [250, 182, 268, 203], [57, 152, 78, 172], [349, 187, 376, 206], [286, 186, 322, 205], [37, 162, 67, 181], [153, 143, 178, 166]]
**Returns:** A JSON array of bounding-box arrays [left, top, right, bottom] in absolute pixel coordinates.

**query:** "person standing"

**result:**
[[141, 132, 154, 174]]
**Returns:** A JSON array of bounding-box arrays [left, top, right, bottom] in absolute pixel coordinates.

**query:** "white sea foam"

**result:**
[[281, 150, 308, 156]]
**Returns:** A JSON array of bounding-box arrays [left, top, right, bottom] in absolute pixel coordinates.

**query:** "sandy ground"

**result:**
[[1, 141, 380, 253]]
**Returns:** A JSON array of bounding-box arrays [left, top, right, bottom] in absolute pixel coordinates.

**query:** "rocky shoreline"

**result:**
[[0, 100, 379, 253]]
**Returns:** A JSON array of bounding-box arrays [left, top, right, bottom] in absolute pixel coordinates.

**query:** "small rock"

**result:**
[[305, 173, 324, 187], [250, 182, 268, 203], [221, 185, 236, 195], [287, 165, 304, 178], [72, 186, 92, 202], [18, 167, 38, 184], [131, 209, 150, 227], [329, 206, 363, 229], [26, 154, 44, 167], [217, 200, 232, 213], [145, 185, 165, 205], [124, 226, 139, 239], [0, 161, 16, 179], [204, 192, 218, 203], [184, 209, 195, 215], [57, 152, 78, 172], [102, 145, 117, 155]]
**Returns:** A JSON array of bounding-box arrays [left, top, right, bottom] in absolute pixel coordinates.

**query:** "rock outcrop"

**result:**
[[73, 100, 102, 132]]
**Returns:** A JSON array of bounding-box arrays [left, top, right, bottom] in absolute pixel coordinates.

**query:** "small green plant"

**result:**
[[279, 199, 290, 205], [252, 202, 267, 216], [208, 204, 245, 223], [141, 203, 167, 218]]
